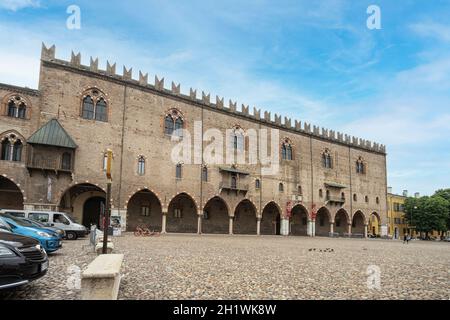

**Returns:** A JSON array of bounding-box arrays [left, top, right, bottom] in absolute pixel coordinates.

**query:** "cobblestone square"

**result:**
[[1, 234, 449, 300]]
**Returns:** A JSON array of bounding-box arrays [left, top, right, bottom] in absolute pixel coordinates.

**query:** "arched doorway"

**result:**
[[261, 202, 281, 235], [59, 183, 106, 227], [167, 193, 198, 233], [315, 207, 331, 237], [369, 212, 381, 236], [290, 204, 308, 236], [83, 197, 105, 228], [352, 210, 365, 235], [202, 196, 229, 234], [334, 209, 349, 236], [126, 189, 162, 232], [233, 199, 257, 235], [0, 176, 23, 209]]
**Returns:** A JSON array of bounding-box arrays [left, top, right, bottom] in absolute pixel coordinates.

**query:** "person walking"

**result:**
[[403, 233, 408, 244], [406, 234, 411, 244]]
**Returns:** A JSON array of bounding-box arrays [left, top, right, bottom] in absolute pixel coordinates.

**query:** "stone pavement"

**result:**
[[1, 234, 449, 300]]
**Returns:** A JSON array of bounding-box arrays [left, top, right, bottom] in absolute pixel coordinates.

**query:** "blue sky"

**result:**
[[0, 0, 449, 195]]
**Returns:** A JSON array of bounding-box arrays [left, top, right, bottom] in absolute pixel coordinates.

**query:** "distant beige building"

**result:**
[[0, 44, 388, 237]]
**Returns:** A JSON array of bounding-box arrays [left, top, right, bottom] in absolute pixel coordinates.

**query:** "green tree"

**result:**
[[433, 189, 450, 231], [404, 195, 449, 238]]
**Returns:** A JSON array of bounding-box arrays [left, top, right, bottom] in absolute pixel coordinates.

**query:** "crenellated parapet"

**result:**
[[40, 43, 386, 154]]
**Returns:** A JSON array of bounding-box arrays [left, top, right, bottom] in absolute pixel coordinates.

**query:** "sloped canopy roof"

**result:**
[[28, 119, 77, 149], [325, 182, 347, 189], [219, 166, 250, 175]]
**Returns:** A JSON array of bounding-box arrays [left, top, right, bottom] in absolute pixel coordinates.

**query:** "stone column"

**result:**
[[330, 222, 334, 235], [307, 220, 312, 236], [161, 211, 167, 234], [280, 218, 289, 236], [347, 223, 352, 237], [229, 217, 234, 235], [197, 212, 203, 234], [256, 217, 261, 236], [364, 224, 368, 238], [312, 220, 316, 237]]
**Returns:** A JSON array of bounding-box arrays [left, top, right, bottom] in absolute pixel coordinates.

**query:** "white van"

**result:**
[[0, 209, 88, 240]]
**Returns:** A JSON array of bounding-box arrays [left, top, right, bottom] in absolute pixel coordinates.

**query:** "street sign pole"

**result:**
[[102, 150, 113, 255]]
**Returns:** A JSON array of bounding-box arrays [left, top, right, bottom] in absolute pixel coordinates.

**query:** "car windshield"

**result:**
[[25, 219, 45, 227], [65, 213, 77, 223], [3, 215, 37, 228]]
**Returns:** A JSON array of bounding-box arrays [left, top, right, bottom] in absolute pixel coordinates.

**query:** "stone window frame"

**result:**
[[175, 162, 183, 180], [163, 108, 185, 138], [80, 87, 109, 122], [229, 124, 246, 153], [279, 182, 284, 193], [281, 137, 294, 161], [356, 156, 367, 174], [2, 94, 32, 120], [0, 131, 25, 162], [322, 148, 333, 169], [137, 155, 146, 176], [255, 178, 261, 190], [201, 165, 208, 182]]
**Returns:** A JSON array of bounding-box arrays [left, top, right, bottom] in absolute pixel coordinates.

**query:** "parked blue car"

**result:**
[[0, 214, 62, 253]]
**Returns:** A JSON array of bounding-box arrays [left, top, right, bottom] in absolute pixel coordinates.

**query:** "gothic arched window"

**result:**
[[281, 138, 293, 160], [137, 156, 145, 176], [322, 149, 333, 169], [95, 98, 107, 122], [82, 96, 95, 120], [81, 88, 108, 122], [174, 118, 184, 138], [255, 179, 261, 189], [356, 157, 366, 174], [1, 133, 24, 162], [164, 109, 184, 137], [1, 139, 11, 160], [176, 163, 182, 179], [12, 140, 22, 162], [7, 101, 17, 117], [5, 96, 28, 119], [165, 115, 174, 135], [230, 126, 245, 152], [17, 103, 26, 119], [202, 166, 208, 182]]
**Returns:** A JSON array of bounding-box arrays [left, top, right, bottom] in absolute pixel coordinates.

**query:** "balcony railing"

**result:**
[[27, 157, 72, 172], [326, 196, 345, 204], [219, 181, 249, 193]]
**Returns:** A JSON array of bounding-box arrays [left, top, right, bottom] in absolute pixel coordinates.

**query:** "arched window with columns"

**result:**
[[164, 109, 184, 137], [4, 95, 29, 119], [0, 133, 24, 162], [322, 149, 333, 169], [281, 137, 294, 160], [81, 88, 108, 122]]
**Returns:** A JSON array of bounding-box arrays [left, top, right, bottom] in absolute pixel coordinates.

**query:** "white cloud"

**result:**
[[0, 0, 40, 11], [410, 22, 450, 42]]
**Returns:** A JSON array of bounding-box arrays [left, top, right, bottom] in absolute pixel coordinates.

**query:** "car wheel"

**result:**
[[66, 231, 78, 240]]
